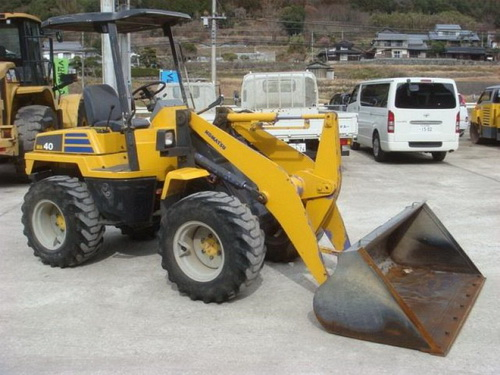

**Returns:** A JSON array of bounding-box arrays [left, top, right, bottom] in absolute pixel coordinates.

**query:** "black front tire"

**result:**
[[159, 191, 265, 303], [372, 132, 387, 162], [431, 151, 447, 162], [22, 176, 105, 267]]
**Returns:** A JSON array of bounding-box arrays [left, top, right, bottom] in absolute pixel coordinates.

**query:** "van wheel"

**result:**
[[372, 133, 387, 162], [431, 152, 447, 162], [350, 141, 360, 150]]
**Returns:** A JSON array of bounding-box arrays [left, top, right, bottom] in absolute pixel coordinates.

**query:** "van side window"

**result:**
[[360, 83, 390, 108], [395, 82, 456, 109], [349, 85, 359, 104]]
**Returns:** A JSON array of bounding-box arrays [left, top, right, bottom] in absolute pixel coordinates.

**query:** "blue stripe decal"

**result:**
[[65, 138, 91, 145], [64, 146, 94, 153], [65, 133, 88, 138]]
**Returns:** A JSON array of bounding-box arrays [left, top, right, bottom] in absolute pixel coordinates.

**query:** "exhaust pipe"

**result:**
[[313, 202, 485, 356]]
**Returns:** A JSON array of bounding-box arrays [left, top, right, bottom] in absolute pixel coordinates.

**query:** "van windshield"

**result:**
[[395, 82, 456, 109]]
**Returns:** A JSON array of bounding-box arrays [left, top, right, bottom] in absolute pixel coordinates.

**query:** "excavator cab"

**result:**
[[21, 8, 484, 357]]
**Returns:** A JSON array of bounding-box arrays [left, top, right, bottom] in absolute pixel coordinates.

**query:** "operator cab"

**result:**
[[0, 13, 49, 86], [42, 9, 192, 171]]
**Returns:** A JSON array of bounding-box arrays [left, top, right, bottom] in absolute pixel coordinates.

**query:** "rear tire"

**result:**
[[159, 191, 265, 303], [22, 176, 105, 267], [470, 122, 483, 144], [350, 141, 360, 150], [263, 219, 299, 263], [372, 132, 387, 162], [14, 105, 58, 176], [431, 151, 447, 162]]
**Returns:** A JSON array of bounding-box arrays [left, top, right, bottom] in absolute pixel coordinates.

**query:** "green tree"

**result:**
[[352, 0, 396, 13], [222, 52, 238, 62], [429, 41, 446, 57], [181, 42, 198, 56], [280, 5, 305, 36], [69, 56, 82, 74], [287, 34, 306, 55], [84, 56, 101, 77], [139, 47, 158, 68]]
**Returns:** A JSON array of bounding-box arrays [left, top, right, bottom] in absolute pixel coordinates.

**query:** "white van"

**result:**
[[346, 77, 460, 162]]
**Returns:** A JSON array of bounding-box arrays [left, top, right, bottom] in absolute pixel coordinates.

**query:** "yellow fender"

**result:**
[[161, 167, 210, 199], [58, 94, 82, 128]]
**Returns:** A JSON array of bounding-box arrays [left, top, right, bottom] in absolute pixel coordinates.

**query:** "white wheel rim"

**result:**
[[173, 221, 224, 282], [32, 199, 67, 251]]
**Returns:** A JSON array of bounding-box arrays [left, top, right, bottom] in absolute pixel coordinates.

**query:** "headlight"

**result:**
[[156, 129, 176, 152], [164, 130, 175, 147]]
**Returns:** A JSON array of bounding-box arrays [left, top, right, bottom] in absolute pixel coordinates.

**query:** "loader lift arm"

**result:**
[[188, 109, 350, 283]]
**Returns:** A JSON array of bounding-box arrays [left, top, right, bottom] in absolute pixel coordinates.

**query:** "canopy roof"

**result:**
[[42, 8, 191, 33]]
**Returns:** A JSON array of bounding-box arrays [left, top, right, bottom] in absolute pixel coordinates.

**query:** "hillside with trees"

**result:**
[[2, 0, 499, 29], [2, 0, 497, 100]]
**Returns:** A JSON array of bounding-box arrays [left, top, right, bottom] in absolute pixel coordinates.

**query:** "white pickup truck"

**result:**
[[238, 71, 358, 156]]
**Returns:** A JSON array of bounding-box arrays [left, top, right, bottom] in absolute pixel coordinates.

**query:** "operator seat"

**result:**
[[83, 84, 149, 131]]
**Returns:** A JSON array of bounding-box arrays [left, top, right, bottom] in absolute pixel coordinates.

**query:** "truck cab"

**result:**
[[239, 71, 358, 156]]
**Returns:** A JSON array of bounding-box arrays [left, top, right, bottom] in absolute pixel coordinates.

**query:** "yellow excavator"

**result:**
[[21, 9, 484, 356]]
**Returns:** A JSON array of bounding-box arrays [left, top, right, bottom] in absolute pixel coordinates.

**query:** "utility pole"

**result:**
[[81, 32, 85, 89], [101, 0, 116, 89], [310, 31, 314, 61], [100, 0, 131, 96], [118, 0, 131, 96], [202, 1, 226, 94]]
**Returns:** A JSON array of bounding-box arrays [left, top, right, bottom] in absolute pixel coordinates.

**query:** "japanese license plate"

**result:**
[[290, 142, 306, 152]]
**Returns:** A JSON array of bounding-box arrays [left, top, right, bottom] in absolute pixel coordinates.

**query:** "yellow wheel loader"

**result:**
[[21, 9, 484, 356], [0, 12, 79, 176]]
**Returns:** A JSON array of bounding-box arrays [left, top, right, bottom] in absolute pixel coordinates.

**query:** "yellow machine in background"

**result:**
[[0, 12, 79, 176], [470, 85, 500, 143], [21, 9, 484, 356]]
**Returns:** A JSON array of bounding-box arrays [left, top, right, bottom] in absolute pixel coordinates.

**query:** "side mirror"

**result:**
[[53, 73, 77, 91], [196, 95, 224, 115], [56, 31, 63, 43]]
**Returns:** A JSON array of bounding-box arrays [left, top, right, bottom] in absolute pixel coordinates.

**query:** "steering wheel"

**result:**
[[132, 81, 166, 101]]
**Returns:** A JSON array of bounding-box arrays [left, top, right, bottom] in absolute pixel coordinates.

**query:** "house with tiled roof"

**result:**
[[429, 24, 480, 46], [372, 29, 428, 59], [371, 25, 485, 60], [316, 40, 363, 62], [428, 24, 485, 60]]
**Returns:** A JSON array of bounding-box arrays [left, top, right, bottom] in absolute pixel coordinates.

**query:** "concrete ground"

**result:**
[[0, 136, 499, 374]]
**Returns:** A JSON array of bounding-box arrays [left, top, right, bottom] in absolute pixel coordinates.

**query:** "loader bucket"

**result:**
[[313, 202, 485, 356]]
